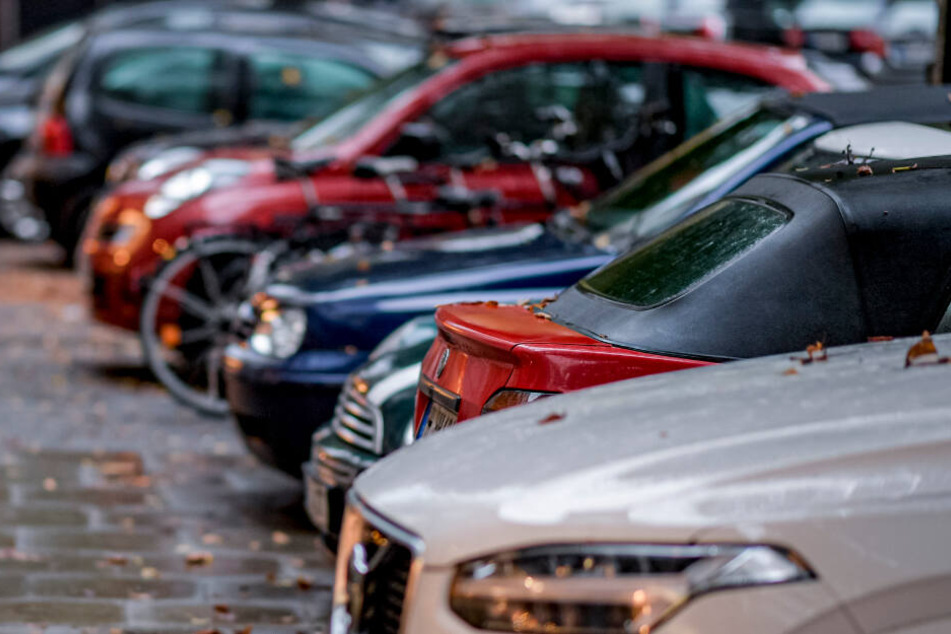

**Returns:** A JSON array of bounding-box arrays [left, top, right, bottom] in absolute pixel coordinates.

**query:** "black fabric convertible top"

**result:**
[[769, 85, 951, 127], [548, 157, 951, 361]]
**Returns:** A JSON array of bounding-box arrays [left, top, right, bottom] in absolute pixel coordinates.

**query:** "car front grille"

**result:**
[[332, 377, 383, 454], [341, 514, 415, 634]]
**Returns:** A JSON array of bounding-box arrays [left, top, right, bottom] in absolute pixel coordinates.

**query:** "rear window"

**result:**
[[580, 198, 789, 308]]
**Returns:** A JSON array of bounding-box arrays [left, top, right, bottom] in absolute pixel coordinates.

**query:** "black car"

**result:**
[[4, 4, 422, 257]]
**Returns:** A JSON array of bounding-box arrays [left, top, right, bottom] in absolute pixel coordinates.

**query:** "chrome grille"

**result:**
[[344, 523, 413, 634], [332, 377, 383, 454]]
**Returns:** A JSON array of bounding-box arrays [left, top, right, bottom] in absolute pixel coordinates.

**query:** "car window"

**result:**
[[585, 108, 799, 235], [0, 21, 84, 77], [247, 52, 376, 122], [681, 68, 773, 139], [421, 61, 644, 160], [97, 47, 226, 114], [292, 59, 449, 151], [580, 198, 789, 308]]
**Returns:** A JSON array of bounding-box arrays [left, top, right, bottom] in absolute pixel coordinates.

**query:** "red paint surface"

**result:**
[[415, 304, 712, 430]]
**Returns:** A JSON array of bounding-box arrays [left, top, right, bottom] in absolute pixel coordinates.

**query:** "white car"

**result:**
[[331, 332, 951, 634]]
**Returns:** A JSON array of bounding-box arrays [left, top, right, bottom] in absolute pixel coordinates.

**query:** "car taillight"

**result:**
[[39, 114, 74, 157], [850, 29, 887, 58], [482, 389, 555, 415], [783, 27, 805, 48]]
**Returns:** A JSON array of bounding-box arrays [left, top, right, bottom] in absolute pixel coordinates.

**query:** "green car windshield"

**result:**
[[580, 197, 790, 308], [581, 107, 807, 244], [292, 58, 454, 151]]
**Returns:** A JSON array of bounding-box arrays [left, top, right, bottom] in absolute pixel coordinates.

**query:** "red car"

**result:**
[[85, 31, 826, 333]]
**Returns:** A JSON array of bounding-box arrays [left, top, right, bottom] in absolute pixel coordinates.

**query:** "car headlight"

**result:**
[[451, 543, 815, 633], [144, 159, 250, 220], [248, 306, 307, 359], [137, 147, 204, 182]]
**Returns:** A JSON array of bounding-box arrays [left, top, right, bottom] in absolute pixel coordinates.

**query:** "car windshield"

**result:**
[[579, 197, 790, 308], [291, 58, 452, 151], [0, 21, 84, 77], [564, 107, 804, 246]]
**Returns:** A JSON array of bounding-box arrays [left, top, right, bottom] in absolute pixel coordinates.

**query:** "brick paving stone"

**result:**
[[30, 577, 198, 600], [0, 577, 25, 599], [0, 507, 88, 527], [20, 531, 178, 553], [0, 601, 124, 625], [126, 602, 306, 627], [22, 488, 154, 508]]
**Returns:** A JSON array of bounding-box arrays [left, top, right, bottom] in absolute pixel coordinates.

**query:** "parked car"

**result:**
[[415, 153, 951, 435], [0, 0, 291, 240], [788, 0, 893, 78], [231, 84, 951, 481], [4, 4, 423, 258], [334, 332, 951, 634], [304, 315, 435, 540], [86, 31, 826, 335]]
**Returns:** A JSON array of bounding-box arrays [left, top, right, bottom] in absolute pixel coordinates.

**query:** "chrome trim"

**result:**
[[347, 490, 426, 634], [418, 374, 461, 413], [331, 377, 385, 454]]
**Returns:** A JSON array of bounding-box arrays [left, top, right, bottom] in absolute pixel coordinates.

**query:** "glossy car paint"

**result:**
[[416, 302, 710, 430], [342, 333, 951, 634], [86, 32, 827, 332]]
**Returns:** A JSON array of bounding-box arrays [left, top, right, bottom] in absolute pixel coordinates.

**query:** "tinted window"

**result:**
[[292, 60, 448, 151], [681, 68, 773, 138], [98, 48, 224, 114], [248, 52, 376, 122], [423, 62, 644, 160], [585, 109, 795, 234], [580, 198, 789, 308]]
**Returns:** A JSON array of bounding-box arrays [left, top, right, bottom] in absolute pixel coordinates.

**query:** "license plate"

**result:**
[[306, 476, 331, 534], [418, 400, 458, 438], [808, 32, 849, 53]]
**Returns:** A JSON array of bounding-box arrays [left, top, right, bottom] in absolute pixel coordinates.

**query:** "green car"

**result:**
[[304, 316, 435, 541]]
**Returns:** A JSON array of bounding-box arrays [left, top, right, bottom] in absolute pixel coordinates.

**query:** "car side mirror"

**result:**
[[388, 122, 443, 163]]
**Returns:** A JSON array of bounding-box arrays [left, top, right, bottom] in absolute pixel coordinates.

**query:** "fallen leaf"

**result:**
[[271, 531, 291, 546], [104, 555, 128, 566], [213, 604, 232, 615], [280, 616, 296, 625], [857, 164, 873, 176], [140, 566, 159, 579], [296, 575, 314, 591], [356, 260, 371, 272], [484, 300, 498, 308], [783, 368, 799, 376], [905, 331, 949, 367], [201, 533, 223, 545], [868, 336, 894, 342], [236, 627, 252, 634], [185, 551, 214, 567], [538, 412, 565, 425], [42, 478, 57, 492]]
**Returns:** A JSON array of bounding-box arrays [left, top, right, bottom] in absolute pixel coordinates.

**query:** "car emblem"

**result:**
[[436, 349, 451, 378]]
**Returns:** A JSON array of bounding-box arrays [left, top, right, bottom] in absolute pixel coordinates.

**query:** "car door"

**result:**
[[86, 41, 239, 159]]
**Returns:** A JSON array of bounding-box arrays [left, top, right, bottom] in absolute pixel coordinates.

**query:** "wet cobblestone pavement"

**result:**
[[0, 242, 331, 633]]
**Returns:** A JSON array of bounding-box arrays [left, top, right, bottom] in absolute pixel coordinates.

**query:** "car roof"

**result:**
[[772, 84, 951, 127], [812, 121, 951, 160], [548, 159, 951, 360], [88, 2, 423, 42]]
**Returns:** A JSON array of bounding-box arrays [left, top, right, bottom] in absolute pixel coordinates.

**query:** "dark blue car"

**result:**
[[223, 85, 951, 476]]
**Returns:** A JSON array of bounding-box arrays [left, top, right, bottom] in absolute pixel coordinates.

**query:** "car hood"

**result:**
[[268, 223, 605, 303], [355, 333, 951, 568], [118, 121, 299, 165]]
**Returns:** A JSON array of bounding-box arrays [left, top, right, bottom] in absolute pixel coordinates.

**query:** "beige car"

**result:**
[[331, 332, 951, 634]]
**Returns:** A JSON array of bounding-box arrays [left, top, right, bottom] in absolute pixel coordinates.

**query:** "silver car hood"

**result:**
[[355, 333, 951, 591]]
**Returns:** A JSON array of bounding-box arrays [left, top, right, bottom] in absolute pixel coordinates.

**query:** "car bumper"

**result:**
[[223, 344, 368, 477], [303, 428, 378, 539]]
